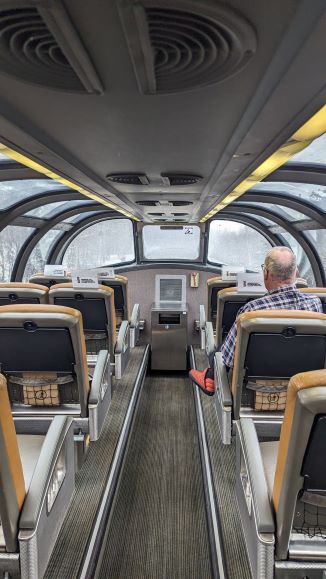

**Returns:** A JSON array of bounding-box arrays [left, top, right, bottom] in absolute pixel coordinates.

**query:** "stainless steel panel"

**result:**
[[151, 303, 188, 370]]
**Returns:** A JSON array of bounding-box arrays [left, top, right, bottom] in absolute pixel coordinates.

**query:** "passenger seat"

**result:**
[[0, 373, 75, 579], [48, 283, 130, 378], [207, 276, 236, 325], [236, 369, 326, 578], [0, 304, 112, 447], [0, 282, 48, 304]]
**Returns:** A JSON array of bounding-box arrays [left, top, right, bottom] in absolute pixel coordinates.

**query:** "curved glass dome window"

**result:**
[[208, 220, 271, 271], [304, 230, 326, 276], [233, 212, 275, 226], [253, 182, 326, 211], [290, 132, 326, 165], [0, 226, 34, 281], [63, 219, 135, 269], [0, 179, 67, 210], [63, 210, 102, 224], [25, 200, 94, 219], [235, 201, 307, 222], [142, 225, 200, 260], [24, 230, 62, 281]]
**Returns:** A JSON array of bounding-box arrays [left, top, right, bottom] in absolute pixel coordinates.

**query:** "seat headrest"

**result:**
[[238, 309, 326, 324], [0, 303, 81, 318], [49, 283, 114, 296], [0, 282, 48, 292]]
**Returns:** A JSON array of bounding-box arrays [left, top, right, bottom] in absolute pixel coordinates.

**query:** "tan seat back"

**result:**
[[207, 276, 236, 325], [99, 275, 129, 323], [0, 305, 90, 416], [29, 273, 71, 288], [48, 283, 116, 357], [231, 310, 326, 418], [0, 283, 48, 305], [216, 287, 265, 347], [0, 374, 25, 552], [272, 370, 326, 559]]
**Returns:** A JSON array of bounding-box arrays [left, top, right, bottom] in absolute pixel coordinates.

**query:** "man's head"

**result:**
[[263, 246, 298, 291]]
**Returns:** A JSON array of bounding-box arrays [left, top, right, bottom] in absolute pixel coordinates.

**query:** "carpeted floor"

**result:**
[[44, 346, 147, 579], [96, 373, 212, 579], [194, 348, 252, 579]]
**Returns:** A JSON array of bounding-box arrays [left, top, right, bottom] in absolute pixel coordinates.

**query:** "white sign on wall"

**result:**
[[237, 273, 265, 293], [221, 265, 245, 281], [71, 270, 99, 289], [44, 265, 66, 277]]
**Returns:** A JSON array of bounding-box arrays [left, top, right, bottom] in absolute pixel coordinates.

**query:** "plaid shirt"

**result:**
[[220, 284, 323, 368]]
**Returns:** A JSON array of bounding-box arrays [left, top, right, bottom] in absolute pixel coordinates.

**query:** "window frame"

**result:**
[[138, 223, 205, 263]]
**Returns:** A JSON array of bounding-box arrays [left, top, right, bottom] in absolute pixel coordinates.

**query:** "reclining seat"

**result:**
[[215, 309, 326, 444], [299, 287, 326, 313], [207, 276, 236, 325], [29, 273, 71, 288], [48, 283, 129, 378], [0, 374, 75, 579], [0, 304, 111, 444], [0, 282, 48, 305], [99, 275, 141, 348], [99, 275, 129, 324], [236, 369, 326, 579], [215, 287, 265, 348]]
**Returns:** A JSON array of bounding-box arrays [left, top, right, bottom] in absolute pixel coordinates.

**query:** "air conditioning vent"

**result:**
[[120, 1, 256, 93], [136, 200, 193, 206], [148, 212, 164, 216], [0, 5, 103, 92], [161, 173, 202, 186], [107, 173, 150, 185]]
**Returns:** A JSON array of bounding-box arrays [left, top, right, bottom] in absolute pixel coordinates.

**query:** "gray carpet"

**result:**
[[97, 374, 212, 579], [44, 346, 146, 579], [194, 348, 252, 579]]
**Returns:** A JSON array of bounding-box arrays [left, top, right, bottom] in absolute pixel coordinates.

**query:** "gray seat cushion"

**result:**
[[260, 441, 279, 498], [17, 435, 45, 491]]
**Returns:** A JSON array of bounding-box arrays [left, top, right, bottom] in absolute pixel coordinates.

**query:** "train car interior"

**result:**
[[0, 1, 325, 577]]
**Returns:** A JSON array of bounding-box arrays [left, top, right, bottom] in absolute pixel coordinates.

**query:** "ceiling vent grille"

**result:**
[[0, 4, 103, 92], [136, 200, 193, 206], [107, 173, 150, 185], [161, 173, 202, 186], [120, 1, 256, 93]]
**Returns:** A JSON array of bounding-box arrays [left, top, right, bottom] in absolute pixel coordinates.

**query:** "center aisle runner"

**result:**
[[97, 374, 212, 579]]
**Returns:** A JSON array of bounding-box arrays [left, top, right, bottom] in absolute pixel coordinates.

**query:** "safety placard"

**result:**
[[44, 265, 66, 277], [237, 273, 265, 293], [221, 265, 245, 281], [71, 270, 99, 289]]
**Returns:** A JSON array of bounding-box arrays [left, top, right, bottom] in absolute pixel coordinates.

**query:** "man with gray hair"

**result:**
[[190, 246, 323, 396]]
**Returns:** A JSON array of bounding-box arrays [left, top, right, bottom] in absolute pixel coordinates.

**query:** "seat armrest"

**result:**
[[88, 350, 111, 440], [130, 304, 140, 348], [238, 418, 275, 533], [115, 320, 129, 354], [199, 305, 206, 329], [215, 352, 232, 406], [205, 321, 216, 356], [88, 350, 110, 405], [130, 303, 140, 328], [19, 416, 74, 529]]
